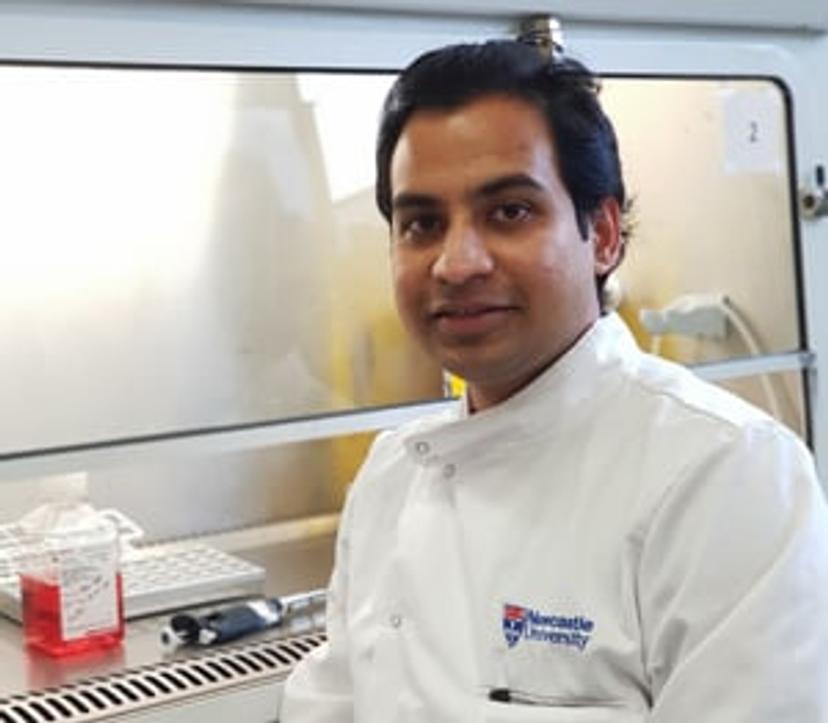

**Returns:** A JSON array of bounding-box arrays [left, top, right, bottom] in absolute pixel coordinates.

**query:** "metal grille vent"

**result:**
[[0, 631, 326, 723]]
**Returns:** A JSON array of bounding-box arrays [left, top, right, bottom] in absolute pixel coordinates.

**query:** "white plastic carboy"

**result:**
[[18, 472, 124, 656]]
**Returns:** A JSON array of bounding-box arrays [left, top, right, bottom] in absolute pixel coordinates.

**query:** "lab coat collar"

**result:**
[[402, 313, 639, 464]]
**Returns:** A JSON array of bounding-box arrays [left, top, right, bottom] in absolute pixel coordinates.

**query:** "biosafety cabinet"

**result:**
[[0, 0, 827, 720]]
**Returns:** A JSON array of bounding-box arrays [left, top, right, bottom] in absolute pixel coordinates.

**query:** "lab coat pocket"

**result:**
[[482, 697, 644, 723]]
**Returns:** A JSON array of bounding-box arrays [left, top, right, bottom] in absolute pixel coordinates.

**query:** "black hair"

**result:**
[[375, 40, 629, 297]]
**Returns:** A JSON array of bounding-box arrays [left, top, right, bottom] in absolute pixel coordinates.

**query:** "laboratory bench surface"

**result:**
[[0, 532, 335, 700]]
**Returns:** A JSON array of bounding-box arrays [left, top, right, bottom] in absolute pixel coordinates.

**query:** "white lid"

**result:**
[[39, 472, 89, 503]]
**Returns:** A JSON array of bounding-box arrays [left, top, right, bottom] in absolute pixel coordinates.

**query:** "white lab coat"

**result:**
[[280, 314, 828, 722]]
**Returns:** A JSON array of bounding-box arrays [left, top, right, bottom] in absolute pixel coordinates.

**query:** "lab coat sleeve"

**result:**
[[640, 422, 828, 722], [279, 482, 357, 722]]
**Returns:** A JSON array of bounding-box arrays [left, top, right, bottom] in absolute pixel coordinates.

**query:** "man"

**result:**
[[281, 40, 828, 721]]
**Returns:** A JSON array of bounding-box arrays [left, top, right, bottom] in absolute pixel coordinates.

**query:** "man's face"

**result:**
[[389, 94, 620, 411]]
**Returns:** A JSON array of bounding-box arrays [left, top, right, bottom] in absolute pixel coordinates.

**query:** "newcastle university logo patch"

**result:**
[[502, 604, 527, 648], [502, 603, 594, 652]]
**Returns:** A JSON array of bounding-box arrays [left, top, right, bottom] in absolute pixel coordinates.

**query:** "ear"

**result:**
[[590, 197, 623, 276]]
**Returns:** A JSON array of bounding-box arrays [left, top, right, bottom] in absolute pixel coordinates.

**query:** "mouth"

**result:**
[[432, 303, 513, 318], [429, 302, 518, 338]]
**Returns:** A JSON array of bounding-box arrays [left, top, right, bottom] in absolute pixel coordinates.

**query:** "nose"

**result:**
[[432, 220, 494, 286]]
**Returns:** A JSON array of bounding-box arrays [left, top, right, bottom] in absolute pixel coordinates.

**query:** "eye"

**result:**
[[490, 201, 533, 226], [396, 213, 444, 244]]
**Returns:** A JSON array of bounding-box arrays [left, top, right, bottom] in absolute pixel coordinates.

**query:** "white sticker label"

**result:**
[[57, 543, 119, 640], [721, 87, 784, 175]]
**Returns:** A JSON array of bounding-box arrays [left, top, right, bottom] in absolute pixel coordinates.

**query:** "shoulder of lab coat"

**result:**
[[639, 417, 828, 721]]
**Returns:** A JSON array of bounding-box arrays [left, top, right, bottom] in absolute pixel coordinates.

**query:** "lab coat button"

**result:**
[[414, 441, 430, 455], [389, 613, 403, 629], [443, 463, 456, 478]]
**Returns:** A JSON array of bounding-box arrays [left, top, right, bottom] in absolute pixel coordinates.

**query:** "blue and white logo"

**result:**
[[502, 604, 527, 648], [501, 603, 595, 652]]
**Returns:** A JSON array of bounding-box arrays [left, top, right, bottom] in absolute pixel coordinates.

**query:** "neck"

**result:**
[[465, 320, 598, 414], [467, 383, 519, 413]]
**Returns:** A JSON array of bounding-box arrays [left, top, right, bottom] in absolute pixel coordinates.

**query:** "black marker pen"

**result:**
[[489, 688, 512, 703]]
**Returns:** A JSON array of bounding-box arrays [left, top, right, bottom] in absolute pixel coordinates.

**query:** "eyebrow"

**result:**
[[391, 192, 439, 214], [391, 173, 545, 215], [474, 173, 545, 198]]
